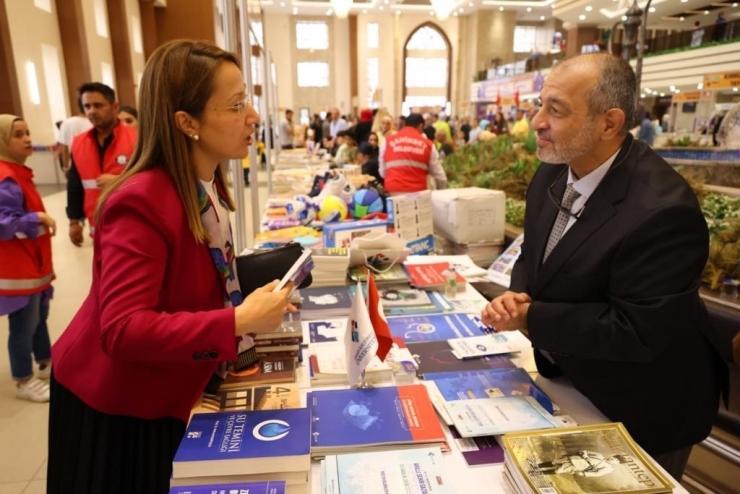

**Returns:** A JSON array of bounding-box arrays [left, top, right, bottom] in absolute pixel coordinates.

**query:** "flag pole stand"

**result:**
[[352, 370, 374, 389]]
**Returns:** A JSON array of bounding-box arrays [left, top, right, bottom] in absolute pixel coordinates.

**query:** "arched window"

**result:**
[[403, 23, 451, 114]]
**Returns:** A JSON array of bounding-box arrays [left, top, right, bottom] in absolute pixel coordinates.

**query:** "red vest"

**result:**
[[0, 161, 54, 296], [382, 127, 433, 193], [72, 121, 136, 227]]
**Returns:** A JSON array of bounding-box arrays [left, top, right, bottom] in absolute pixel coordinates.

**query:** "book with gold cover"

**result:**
[[503, 422, 673, 494]]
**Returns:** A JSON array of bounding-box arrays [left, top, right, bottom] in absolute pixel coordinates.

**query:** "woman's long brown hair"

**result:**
[[96, 40, 239, 244]]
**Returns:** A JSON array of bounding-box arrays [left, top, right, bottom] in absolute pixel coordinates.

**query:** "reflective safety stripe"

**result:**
[[81, 179, 98, 189], [0, 272, 54, 290], [15, 226, 48, 239], [384, 159, 428, 171]]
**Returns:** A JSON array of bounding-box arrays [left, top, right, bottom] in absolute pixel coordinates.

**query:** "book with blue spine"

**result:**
[[387, 313, 488, 342], [308, 385, 446, 455], [424, 368, 555, 414], [172, 409, 311, 479], [329, 447, 453, 494], [169, 480, 286, 494]]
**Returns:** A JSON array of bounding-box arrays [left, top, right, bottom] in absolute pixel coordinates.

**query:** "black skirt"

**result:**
[[47, 373, 187, 494]]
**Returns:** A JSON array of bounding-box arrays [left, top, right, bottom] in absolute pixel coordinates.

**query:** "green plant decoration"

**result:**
[[443, 134, 540, 201]]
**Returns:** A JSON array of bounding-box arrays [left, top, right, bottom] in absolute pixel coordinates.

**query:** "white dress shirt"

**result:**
[[562, 148, 621, 234]]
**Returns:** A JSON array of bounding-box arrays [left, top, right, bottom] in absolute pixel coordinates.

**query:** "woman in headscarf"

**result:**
[[469, 118, 489, 144], [354, 108, 374, 145], [0, 114, 56, 403]]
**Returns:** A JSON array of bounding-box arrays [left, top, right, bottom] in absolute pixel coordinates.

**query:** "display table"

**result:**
[[295, 346, 688, 493], [284, 276, 689, 494]]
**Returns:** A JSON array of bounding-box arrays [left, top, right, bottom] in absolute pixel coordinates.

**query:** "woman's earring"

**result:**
[[190, 134, 200, 141]]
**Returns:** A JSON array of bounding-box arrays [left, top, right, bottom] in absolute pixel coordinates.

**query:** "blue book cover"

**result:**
[[424, 368, 555, 414], [335, 447, 453, 494], [308, 385, 445, 453], [169, 481, 286, 494], [173, 409, 310, 477], [387, 313, 487, 342], [306, 319, 347, 343]]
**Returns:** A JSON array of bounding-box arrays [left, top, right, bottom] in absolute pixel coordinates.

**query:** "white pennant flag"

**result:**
[[345, 282, 379, 386]]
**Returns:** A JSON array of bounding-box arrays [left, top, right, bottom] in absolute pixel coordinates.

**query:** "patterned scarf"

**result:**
[[198, 179, 243, 308]]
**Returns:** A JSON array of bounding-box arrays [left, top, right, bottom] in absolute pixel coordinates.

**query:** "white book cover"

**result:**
[[323, 455, 339, 494], [448, 331, 531, 359], [335, 447, 453, 494], [487, 234, 524, 288], [309, 342, 391, 379], [446, 396, 562, 438]]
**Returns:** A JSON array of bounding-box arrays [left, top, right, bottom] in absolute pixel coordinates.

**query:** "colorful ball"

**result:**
[[293, 194, 319, 224], [349, 189, 384, 219], [317, 195, 348, 223]]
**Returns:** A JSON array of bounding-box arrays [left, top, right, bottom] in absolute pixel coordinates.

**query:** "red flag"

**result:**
[[495, 90, 502, 107], [367, 274, 393, 362], [514, 89, 520, 108]]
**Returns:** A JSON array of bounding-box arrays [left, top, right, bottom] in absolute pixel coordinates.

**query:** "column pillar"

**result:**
[[0, 0, 21, 115], [107, 0, 136, 105], [56, 0, 92, 115]]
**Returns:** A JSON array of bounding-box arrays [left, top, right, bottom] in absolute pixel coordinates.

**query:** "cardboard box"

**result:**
[[432, 188, 506, 244], [322, 219, 388, 248], [386, 191, 435, 255]]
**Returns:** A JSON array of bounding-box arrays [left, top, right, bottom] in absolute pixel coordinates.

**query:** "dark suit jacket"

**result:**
[[52, 169, 238, 423], [511, 134, 724, 455]]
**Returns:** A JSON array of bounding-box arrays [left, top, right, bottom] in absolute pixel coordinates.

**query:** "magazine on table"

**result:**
[[503, 422, 674, 494]]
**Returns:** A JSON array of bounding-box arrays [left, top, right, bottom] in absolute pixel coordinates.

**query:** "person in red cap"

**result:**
[[355, 108, 374, 146]]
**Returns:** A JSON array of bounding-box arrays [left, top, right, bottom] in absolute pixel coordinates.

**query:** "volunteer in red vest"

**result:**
[[379, 112, 447, 195], [66, 83, 136, 245], [0, 114, 56, 403]]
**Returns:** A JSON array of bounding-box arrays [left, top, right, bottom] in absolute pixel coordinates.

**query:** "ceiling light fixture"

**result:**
[[430, 0, 454, 19], [540, 15, 545, 20], [527, 7, 532, 12], [585, 6, 592, 12], [697, 83, 703, 89], [679, 16, 685, 21], [648, 7, 655, 12], [660, 92, 665, 96], [579, 14, 586, 20], [330, 0, 351, 18], [469, 1, 474, 6], [292, 6, 297, 14], [279, 1, 284, 6], [640, 94, 645, 98], [704, 10, 709, 14], [378, 5, 383, 10], [362, 9, 367, 14], [735, 87, 739, 92], [499, 6, 504, 11], [454, 12, 458, 16]]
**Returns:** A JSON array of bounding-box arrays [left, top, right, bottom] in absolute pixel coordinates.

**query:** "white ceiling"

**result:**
[[259, 0, 740, 28]]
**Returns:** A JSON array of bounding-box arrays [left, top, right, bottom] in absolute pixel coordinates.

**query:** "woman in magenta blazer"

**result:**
[[47, 40, 293, 494]]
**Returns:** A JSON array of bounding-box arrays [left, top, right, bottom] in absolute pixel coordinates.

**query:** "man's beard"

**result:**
[[536, 118, 596, 164]]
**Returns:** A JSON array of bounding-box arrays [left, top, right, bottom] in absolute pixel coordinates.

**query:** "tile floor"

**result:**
[[0, 173, 268, 492]]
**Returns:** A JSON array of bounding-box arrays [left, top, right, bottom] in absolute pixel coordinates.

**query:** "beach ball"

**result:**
[[318, 195, 348, 223], [349, 189, 384, 219]]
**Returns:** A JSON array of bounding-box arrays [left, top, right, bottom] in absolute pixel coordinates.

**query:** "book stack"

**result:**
[[171, 409, 312, 494], [349, 284, 447, 316], [403, 262, 467, 293], [348, 264, 409, 285], [198, 383, 300, 413], [310, 248, 351, 287], [452, 241, 504, 269], [253, 311, 304, 362], [220, 359, 297, 390], [503, 422, 674, 494], [170, 480, 286, 494], [320, 447, 452, 494], [307, 385, 447, 457]]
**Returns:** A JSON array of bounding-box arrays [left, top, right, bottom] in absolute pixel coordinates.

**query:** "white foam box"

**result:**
[[431, 188, 506, 244], [322, 219, 388, 248], [385, 190, 435, 255]]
